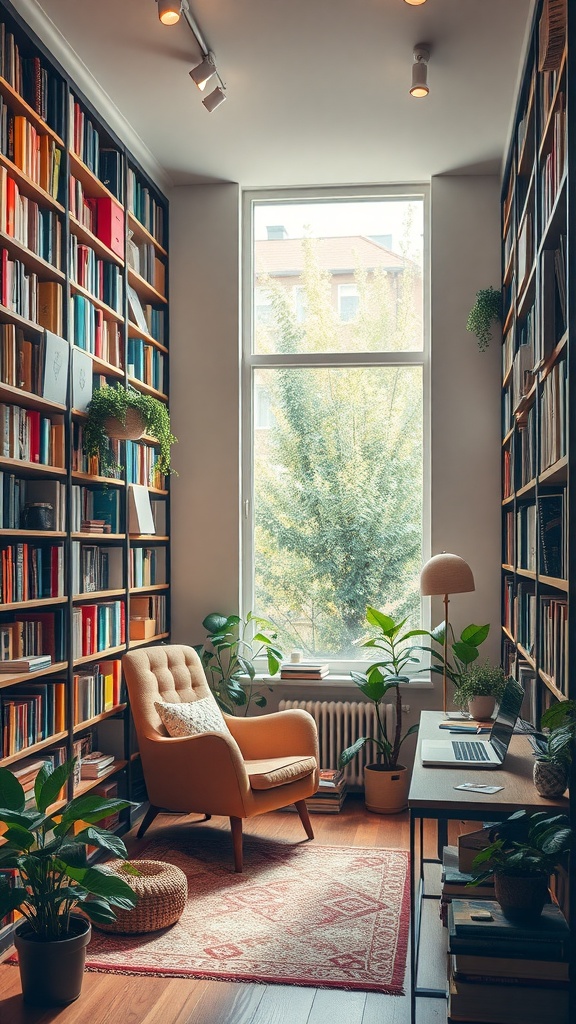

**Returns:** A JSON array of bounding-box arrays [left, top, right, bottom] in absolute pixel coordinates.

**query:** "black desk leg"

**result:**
[[437, 816, 448, 860], [410, 810, 416, 1024]]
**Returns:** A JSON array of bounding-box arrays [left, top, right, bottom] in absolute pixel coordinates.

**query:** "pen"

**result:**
[[448, 727, 481, 734]]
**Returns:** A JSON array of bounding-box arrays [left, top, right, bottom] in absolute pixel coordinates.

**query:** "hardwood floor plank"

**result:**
[[307, 987, 366, 1023], [248, 984, 316, 1024], [362, 991, 409, 1024], [175, 980, 266, 1024]]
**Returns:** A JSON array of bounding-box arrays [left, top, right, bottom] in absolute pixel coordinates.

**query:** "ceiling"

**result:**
[[28, 0, 532, 189]]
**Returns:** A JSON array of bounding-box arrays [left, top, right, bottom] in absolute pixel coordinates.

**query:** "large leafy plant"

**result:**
[[195, 611, 283, 715], [0, 759, 138, 940], [339, 607, 423, 771], [471, 810, 572, 883], [535, 699, 576, 769]]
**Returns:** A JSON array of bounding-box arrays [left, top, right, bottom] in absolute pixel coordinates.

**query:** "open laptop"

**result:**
[[421, 677, 525, 768]]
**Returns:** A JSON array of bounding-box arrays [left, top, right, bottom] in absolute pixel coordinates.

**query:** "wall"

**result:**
[[169, 175, 502, 754]]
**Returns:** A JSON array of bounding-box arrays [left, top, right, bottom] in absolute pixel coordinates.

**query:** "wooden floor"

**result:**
[[0, 797, 447, 1024]]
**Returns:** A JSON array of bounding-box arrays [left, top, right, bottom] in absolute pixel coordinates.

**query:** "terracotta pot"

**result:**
[[104, 408, 146, 440], [494, 873, 549, 924], [14, 915, 91, 1006], [533, 759, 568, 798], [364, 763, 409, 814], [467, 695, 496, 721]]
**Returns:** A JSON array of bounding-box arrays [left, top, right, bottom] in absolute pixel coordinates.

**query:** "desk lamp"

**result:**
[[420, 552, 475, 713]]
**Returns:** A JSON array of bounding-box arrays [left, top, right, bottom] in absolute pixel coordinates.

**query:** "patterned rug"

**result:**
[[84, 829, 410, 993]]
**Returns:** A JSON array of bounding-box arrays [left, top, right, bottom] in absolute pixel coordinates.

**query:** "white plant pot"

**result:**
[[364, 763, 409, 814], [467, 695, 496, 721]]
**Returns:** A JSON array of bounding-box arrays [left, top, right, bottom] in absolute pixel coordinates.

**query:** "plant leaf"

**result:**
[[202, 613, 228, 633], [72, 827, 128, 859], [60, 865, 138, 908], [460, 623, 490, 646], [60, 795, 132, 826], [0, 768, 26, 812], [36, 759, 76, 814], [339, 736, 368, 767]]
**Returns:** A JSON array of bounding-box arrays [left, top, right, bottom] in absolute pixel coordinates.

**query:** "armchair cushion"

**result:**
[[154, 697, 229, 738], [246, 755, 317, 791]]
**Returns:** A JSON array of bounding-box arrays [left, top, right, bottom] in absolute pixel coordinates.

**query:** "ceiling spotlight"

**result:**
[[190, 53, 217, 91], [158, 0, 182, 26], [202, 86, 226, 112], [410, 44, 430, 98]]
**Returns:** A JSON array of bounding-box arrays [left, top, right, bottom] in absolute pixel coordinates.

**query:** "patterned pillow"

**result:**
[[154, 697, 229, 738]]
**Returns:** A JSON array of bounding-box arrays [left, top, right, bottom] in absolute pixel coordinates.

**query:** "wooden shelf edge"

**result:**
[[74, 760, 128, 796], [73, 704, 127, 733], [73, 644, 126, 667], [0, 730, 68, 767], [73, 589, 126, 602], [128, 632, 169, 650], [0, 660, 67, 690]]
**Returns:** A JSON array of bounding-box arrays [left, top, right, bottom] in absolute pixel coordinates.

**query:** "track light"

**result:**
[[190, 53, 217, 91], [202, 86, 226, 112], [157, 0, 182, 25], [410, 44, 430, 98]]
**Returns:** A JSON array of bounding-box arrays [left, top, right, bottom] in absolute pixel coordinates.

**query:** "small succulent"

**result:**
[[466, 287, 502, 351]]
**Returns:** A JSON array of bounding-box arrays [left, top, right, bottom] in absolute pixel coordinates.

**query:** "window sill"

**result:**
[[259, 674, 434, 689]]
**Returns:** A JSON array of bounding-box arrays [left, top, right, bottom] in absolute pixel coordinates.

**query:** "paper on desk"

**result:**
[[454, 783, 504, 794]]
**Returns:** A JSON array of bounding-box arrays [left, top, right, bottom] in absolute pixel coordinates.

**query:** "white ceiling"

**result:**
[[27, 0, 532, 188]]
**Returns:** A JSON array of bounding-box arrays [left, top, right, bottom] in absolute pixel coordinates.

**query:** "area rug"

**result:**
[[84, 829, 409, 993]]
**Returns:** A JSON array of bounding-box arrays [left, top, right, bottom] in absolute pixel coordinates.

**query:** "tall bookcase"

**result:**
[[0, 0, 171, 939], [500, 0, 574, 1009]]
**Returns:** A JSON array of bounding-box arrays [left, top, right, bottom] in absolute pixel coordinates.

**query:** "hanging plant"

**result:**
[[83, 383, 177, 477], [466, 286, 502, 351]]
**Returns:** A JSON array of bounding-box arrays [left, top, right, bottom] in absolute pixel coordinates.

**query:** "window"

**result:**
[[243, 189, 428, 665]]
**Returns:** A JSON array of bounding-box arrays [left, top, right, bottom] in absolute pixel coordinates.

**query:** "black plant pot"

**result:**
[[14, 916, 91, 1006]]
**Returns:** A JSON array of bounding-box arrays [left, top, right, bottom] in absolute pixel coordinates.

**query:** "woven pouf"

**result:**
[[95, 859, 188, 934]]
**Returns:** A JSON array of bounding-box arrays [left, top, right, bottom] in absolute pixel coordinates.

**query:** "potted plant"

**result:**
[[195, 611, 283, 715], [338, 606, 422, 814], [0, 758, 138, 1006], [453, 662, 507, 721], [83, 383, 177, 477], [422, 621, 490, 705], [470, 809, 572, 923], [532, 699, 576, 798], [466, 286, 502, 351]]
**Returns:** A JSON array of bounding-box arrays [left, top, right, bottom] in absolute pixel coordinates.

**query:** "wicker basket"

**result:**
[[95, 859, 188, 934], [104, 408, 146, 440]]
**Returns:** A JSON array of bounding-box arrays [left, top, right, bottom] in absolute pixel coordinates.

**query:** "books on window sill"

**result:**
[[80, 749, 115, 778], [280, 662, 329, 680]]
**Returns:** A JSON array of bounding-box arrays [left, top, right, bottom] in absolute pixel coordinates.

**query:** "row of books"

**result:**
[[0, 402, 65, 467], [71, 484, 121, 534], [129, 546, 164, 589], [0, 541, 64, 603], [0, 96, 62, 202], [1, 680, 66, 756], [538, 62, 563, 135], [127, 338, 165, 393], [503, 576, 536, 656], [71, 600, 125, 659], [125, 440, 165, 489], [0, 166, 62, 268], [69, 293, 123, 368], [516, 210, 533, 292], [134, 304, 166, 346], [515, 503, 536, 572], [280, 661, 329, 680], [540, 91, 566, 229], [69, 235, 123, 314], [511, 307, 534, 413], [0, 609, 65, 663], [127, 235, 166, 296], [127, 169, 164, 245], [71, 422, 121, 478], [537, 242, 567, 367], [0, 474, 65, 531], [0, 323, 67, 402], [68, 95, 101, 177], [540, 358, 567, 472], [506, 491, 566, 580], [0, 250, 62, 333], [540, 596, 568, 694], [69, 181, 125, 259], [0, 23, 66, 137], [72, 659, 122, 724], [72, 543, 123, 596]]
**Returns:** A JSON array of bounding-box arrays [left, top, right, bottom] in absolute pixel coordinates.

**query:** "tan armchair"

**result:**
[[122, 645, 319, 871]]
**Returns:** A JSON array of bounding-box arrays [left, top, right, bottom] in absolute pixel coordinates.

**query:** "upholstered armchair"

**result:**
[[122, 645, 320, 871]]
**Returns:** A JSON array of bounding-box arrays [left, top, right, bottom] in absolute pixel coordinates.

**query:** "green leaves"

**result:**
[[61, 864, 138, 909], [60, 794, 132, 827], [0, 767, 25, 812], [199, 609, 284, 716], [35, 758, 76, 813], [339, 736, 369, 767]]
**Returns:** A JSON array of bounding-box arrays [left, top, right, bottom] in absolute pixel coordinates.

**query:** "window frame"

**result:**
[[241, 185, 431, 673]]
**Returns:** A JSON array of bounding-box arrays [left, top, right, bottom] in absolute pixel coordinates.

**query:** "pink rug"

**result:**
[[84, 829, 410, 993]]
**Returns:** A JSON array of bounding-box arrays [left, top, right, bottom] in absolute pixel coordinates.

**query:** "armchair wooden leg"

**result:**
[[137, 804, 160, 839], [230, 816, 243, 873], [295, 799, 314, 840]]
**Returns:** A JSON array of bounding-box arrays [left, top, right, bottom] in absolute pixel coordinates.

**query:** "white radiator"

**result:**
[[278, 699, 395, 787]]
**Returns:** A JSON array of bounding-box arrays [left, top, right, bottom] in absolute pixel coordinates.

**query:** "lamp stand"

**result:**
[[443, 594, 449, 714]]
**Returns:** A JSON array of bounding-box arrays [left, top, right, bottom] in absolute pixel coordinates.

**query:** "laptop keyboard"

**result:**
[[452, 740, 490, 762]]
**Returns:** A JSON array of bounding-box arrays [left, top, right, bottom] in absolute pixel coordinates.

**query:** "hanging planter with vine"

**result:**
[[466, 286, 502, 352], [83, 383, 177, 478]]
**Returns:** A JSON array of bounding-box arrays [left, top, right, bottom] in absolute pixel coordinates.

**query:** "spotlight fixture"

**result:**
[[410, 44, 430, 98], [157, 0, 183, 26], [202, 85, 226, 112], [190, 53, 217, 91]]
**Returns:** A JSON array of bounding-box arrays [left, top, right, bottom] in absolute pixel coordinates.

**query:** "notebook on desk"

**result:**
[[420, 678, 524, 768]]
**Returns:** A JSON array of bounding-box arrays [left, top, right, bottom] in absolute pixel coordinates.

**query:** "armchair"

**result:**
[[122, 645, 319, 871]]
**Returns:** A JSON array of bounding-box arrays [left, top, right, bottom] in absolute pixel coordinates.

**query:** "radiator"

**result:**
[[278, 699, 395, 787]]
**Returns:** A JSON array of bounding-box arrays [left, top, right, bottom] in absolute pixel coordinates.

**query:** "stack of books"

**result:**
[[447, 898, 569, 1024], [80, 750, 115, 779], [280, 661, 329, 680], [305, 768, 347, 813], [440, 845, 494, 926], [80, 519, 112, 534]]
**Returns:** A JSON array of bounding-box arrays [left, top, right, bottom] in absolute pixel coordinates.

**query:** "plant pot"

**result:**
[[533, 759, 568, 798], [364, 763, 409, 814], [494, 873, 549, 924], [104, 408, 146, 440], [467, 695, 495, 721], [14, 915, 91, 1006]]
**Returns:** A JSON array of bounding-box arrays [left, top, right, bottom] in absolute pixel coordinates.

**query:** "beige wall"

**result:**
[[169, 175, 502, 739]]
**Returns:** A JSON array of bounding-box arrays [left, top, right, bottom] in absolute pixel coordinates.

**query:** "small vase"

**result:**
[[533, 759, 568, 798], [467, 695, 495, 721]]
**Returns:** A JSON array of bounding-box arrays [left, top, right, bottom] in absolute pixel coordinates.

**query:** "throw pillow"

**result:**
[[154, 697, 229, 738]]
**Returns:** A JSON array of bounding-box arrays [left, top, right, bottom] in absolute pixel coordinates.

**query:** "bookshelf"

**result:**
[[0, 0, 171, 942]]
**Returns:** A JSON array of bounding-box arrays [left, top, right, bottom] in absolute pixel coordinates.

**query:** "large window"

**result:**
[[243, 189, 428, 664]]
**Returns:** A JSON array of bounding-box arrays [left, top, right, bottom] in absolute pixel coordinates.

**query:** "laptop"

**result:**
[[421, 677, 525, 768]]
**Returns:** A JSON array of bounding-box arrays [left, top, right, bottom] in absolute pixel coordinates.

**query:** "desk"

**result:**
[[408, 711, 568, 1024]]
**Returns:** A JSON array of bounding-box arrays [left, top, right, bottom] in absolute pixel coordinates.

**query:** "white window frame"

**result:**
[[241, 185, 431, 674]]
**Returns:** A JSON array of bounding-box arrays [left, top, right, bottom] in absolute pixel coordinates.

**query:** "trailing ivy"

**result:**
[[83, 383, 177, 477], [466, 286, 502, 351]]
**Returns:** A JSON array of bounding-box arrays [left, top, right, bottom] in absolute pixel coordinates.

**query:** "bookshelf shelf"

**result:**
[[127, 375, 168, 402], [129, 631, 169, 650], [74, 760, 128, 797], [128, 320, 167, 353], [538, 454, 568, 485], [0, 382, 66, 413], [69, 280, 124, 323], [127, 267, 167, 306], [69, 214, 124, 267], [90, 354, 125, 378], [0, 150, 64, 213], [0, 528, 65, 538], [0, 456, 65, 477], [0, 301, 45, 334], [73, 645, 127, 667], [0, 74, 64, 145], [69, 151, 118, 203], [538, 670, 565, 701], [128, 212, 167, 257], [129, 534, 168, 542], [71, 532, 126, 541], [0, 660, 67, 690], [1, 730, 68, 767], [73, 588, 126, 602], [0, 230, 64, 281], [0, 595, 67, 610], [129, 583, 169, 594], [71, 471, 125, 487], [73, 704, 127, 733]]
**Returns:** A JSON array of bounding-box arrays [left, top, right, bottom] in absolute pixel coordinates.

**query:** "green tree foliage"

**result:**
[[253, 233, 423, 659]]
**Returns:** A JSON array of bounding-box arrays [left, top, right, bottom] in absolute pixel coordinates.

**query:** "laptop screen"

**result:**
[[489, 678, 525, 761]]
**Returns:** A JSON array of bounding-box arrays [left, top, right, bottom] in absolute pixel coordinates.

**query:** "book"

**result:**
[[448, 973, 568, 1024], [42, 330, 69, 405], [439, 719, 492, 733], [318, 768, 344, 787], [128, 483, 155, 534], [448, 900, 569, 960], [280, 662, 329, 678], [450, 952, 569, 983], [72, 346, 93, 413], [0, 655, 52, 672]]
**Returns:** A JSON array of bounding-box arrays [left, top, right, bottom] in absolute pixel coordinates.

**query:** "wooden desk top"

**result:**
[[409, 711, 569, 815]]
